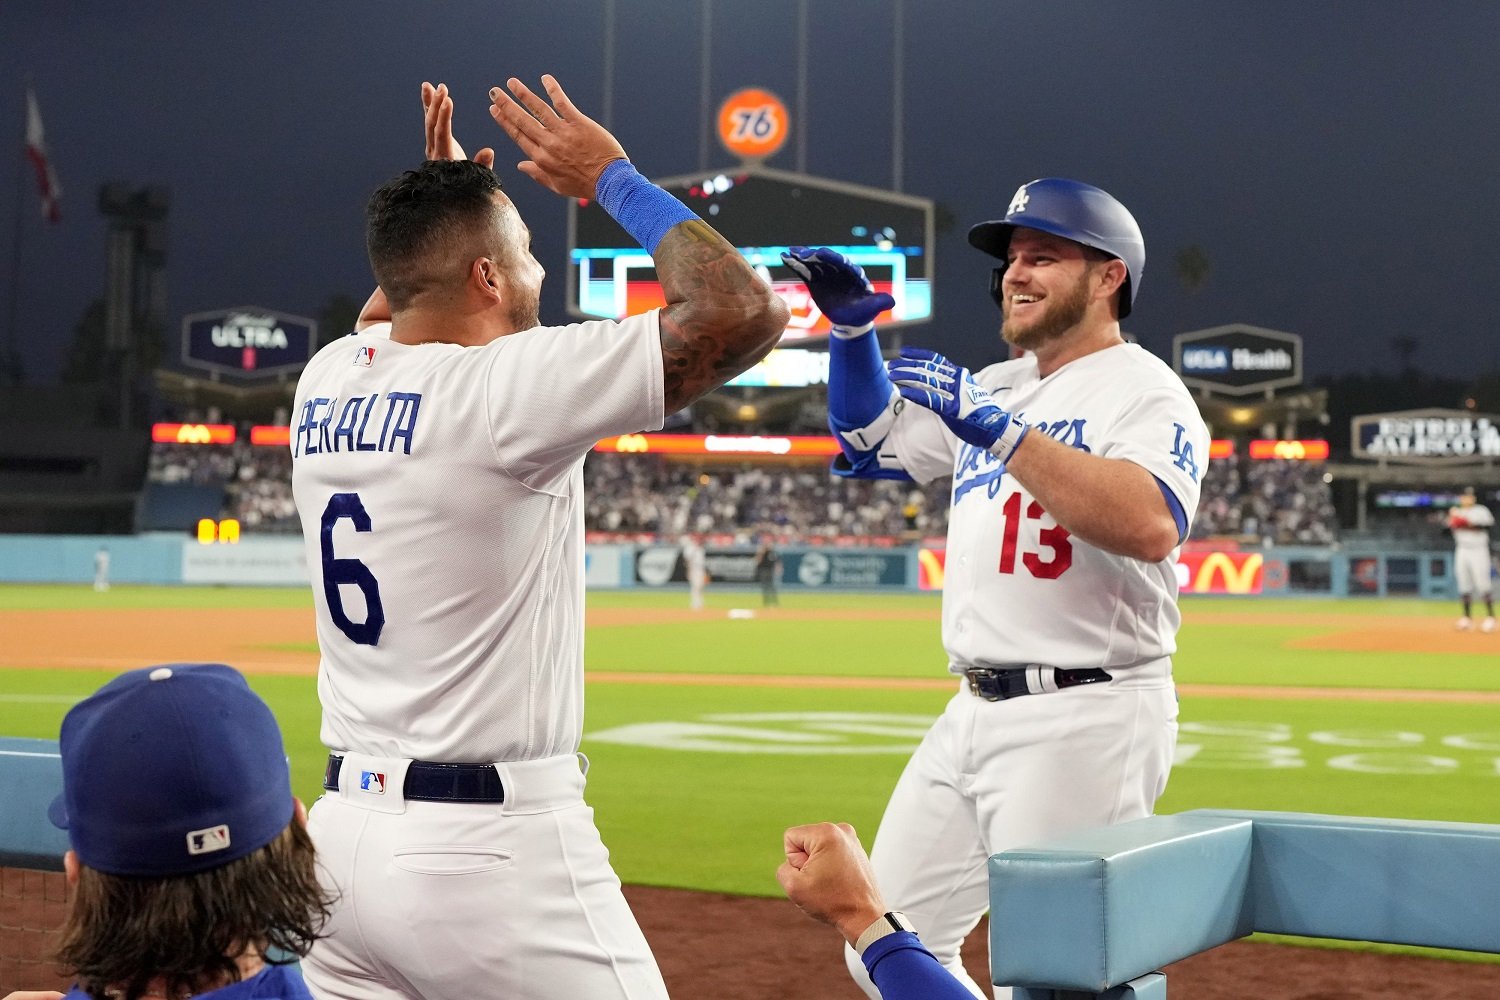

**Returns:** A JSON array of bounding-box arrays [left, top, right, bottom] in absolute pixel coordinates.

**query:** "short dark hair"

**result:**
[[366, 159, 507, 310], [57, 820, 333, 1000]]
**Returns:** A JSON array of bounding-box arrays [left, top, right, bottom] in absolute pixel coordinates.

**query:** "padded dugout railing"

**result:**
[[987, 809, 1500, 999]]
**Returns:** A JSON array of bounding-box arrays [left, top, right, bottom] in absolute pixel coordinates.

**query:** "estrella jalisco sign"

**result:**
[[1352, 408, 1500, 464]]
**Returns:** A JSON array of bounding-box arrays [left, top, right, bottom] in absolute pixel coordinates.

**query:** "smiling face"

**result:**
[[998, 228, 1114, 353]]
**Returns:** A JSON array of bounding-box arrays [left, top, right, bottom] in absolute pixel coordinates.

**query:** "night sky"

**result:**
[[4, 1, 1499, 386]]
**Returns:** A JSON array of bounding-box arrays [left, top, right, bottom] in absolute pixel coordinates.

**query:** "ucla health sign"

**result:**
[[1172, 324, 1302, 396], [182, 307, 316, 378]]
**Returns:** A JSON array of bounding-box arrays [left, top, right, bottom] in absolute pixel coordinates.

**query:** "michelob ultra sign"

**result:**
[[182, 306, 316, 378]]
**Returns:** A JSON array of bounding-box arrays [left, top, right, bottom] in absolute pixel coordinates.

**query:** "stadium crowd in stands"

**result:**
[[146, 426, 298, 532], [1190, 456, 1338, 545], [581, 453, 950, 542], [145, 422, 1340, 545]]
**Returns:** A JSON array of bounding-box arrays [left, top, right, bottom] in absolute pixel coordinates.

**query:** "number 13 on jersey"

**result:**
[[997, 492, 1072, 579]]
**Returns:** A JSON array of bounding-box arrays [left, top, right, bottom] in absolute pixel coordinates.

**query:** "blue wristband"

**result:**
[[594, 160, 699, 255]]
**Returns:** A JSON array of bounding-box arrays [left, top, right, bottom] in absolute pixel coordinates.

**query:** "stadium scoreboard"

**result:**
[[567, 166, 934, 342]]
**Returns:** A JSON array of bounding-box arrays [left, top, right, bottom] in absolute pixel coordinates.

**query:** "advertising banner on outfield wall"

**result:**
[[1175, 550, 1263, 594], [181, 539, 310, 586], [584, 545, 629, 588], [1351, 408, 1500, 463], [635, 545, 761, 585], [632, 546, 907, 588], [918, 547, 1264, 595], [784, 550, 906, 588]]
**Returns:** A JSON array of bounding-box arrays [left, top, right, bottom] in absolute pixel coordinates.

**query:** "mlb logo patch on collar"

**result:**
[[355, 345, 377, 367], [187, 824, 231, 856], [360, 770, 387, 794]]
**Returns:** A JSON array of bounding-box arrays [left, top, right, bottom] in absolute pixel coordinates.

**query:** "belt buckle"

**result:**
[[967, 670, 1005, 701]]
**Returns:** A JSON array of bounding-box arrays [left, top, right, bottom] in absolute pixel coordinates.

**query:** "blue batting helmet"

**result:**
[[968, 178, 1145, 318]]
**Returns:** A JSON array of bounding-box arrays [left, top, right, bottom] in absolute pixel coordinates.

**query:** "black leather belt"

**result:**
[[323, 754, 506, 803], [963, 667, 1112, 701]]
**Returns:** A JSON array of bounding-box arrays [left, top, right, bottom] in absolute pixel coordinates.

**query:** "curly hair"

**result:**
[[366, 158, 509, 310], [57, 819, 334, 1000]]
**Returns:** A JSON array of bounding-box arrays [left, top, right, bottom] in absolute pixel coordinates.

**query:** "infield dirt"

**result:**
[[7, 870, 1500, 998]]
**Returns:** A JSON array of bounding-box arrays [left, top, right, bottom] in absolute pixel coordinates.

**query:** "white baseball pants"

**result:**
[[1455, 547, 1493, 596], [302, 752, 668, 1000], [846, 667, 1178, 1000]]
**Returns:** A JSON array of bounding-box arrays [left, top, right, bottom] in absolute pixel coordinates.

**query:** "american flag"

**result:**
[[24, 86, 62, 223]]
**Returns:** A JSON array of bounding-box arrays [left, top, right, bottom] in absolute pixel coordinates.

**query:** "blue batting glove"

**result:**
[[887, 347, 1028, 459], [780, 246, 896, 330]]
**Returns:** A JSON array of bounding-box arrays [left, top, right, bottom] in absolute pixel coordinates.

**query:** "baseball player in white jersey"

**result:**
[[785, 178, 1209, 1000], [1447, 487, 1495, 631], [682, 534, 708, 610], [291, 78, 785, 1000]]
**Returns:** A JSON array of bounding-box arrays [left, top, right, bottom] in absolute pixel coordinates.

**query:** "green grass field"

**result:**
[[4, 584, 1497, 960]]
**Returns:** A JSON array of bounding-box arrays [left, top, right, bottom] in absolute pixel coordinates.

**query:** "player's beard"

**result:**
[[509, 295, 541, 331], [1001, 273, 1091, 353]]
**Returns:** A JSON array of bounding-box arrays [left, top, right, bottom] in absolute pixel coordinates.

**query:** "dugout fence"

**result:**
[[0, 737, 69, 991]]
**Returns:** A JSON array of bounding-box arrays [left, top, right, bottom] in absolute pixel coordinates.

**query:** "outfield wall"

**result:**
[[0, 534, 1460, 598]]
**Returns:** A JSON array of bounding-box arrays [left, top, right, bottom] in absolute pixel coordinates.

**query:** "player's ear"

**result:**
[[1092, 258, 1127, 306], [472, 256, 505, 305]]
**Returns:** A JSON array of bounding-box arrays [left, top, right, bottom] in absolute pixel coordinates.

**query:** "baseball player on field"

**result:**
[[682, 533, 708, 611], [290, 77, 786, 1000], [1447, 487, 1495, 631], [784, 178, 1210, 999]]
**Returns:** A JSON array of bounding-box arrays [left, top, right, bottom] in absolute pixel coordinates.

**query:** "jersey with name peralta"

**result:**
[[887, 343, 1209, 672], [290, 313, 663, 763]]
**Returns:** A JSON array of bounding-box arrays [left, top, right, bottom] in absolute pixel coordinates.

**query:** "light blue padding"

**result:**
[[0, 736, 69, 871], [1204, 809, 1500, 953], [989, 812, 1255, 992], [989, 809, 1500, 997], [593, 160, 699, 255]]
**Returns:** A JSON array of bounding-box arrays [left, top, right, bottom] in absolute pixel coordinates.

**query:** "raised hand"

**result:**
[[780, 246, 895, 330], [776, 822, 887, 944], [886, 347, 1024, 456], [487, 75, 626, 199], [421, 82, 494, 168]]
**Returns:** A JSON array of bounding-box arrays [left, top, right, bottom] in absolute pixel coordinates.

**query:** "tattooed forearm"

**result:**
[[656, 219, 789, 413]]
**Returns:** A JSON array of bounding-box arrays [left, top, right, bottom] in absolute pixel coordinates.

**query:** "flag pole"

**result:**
[[6, 79, 28, 385]]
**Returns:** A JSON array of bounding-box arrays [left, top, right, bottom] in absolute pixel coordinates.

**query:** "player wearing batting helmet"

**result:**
[[785, 177, 1208, 999]]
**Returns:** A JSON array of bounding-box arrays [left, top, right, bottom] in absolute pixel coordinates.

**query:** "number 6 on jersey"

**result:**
[[320, 492, 385, 646]]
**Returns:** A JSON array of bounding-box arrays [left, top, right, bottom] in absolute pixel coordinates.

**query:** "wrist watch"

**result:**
[[854, 910, 914, 955]]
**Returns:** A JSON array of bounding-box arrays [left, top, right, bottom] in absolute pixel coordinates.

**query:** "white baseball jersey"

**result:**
[[846, 341, 1206, 1000], [290, 312, 664, 763], [887, 342, 1209, 673], [1450, 503, 1494, 552], [1450, 502, 1494, 595]]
